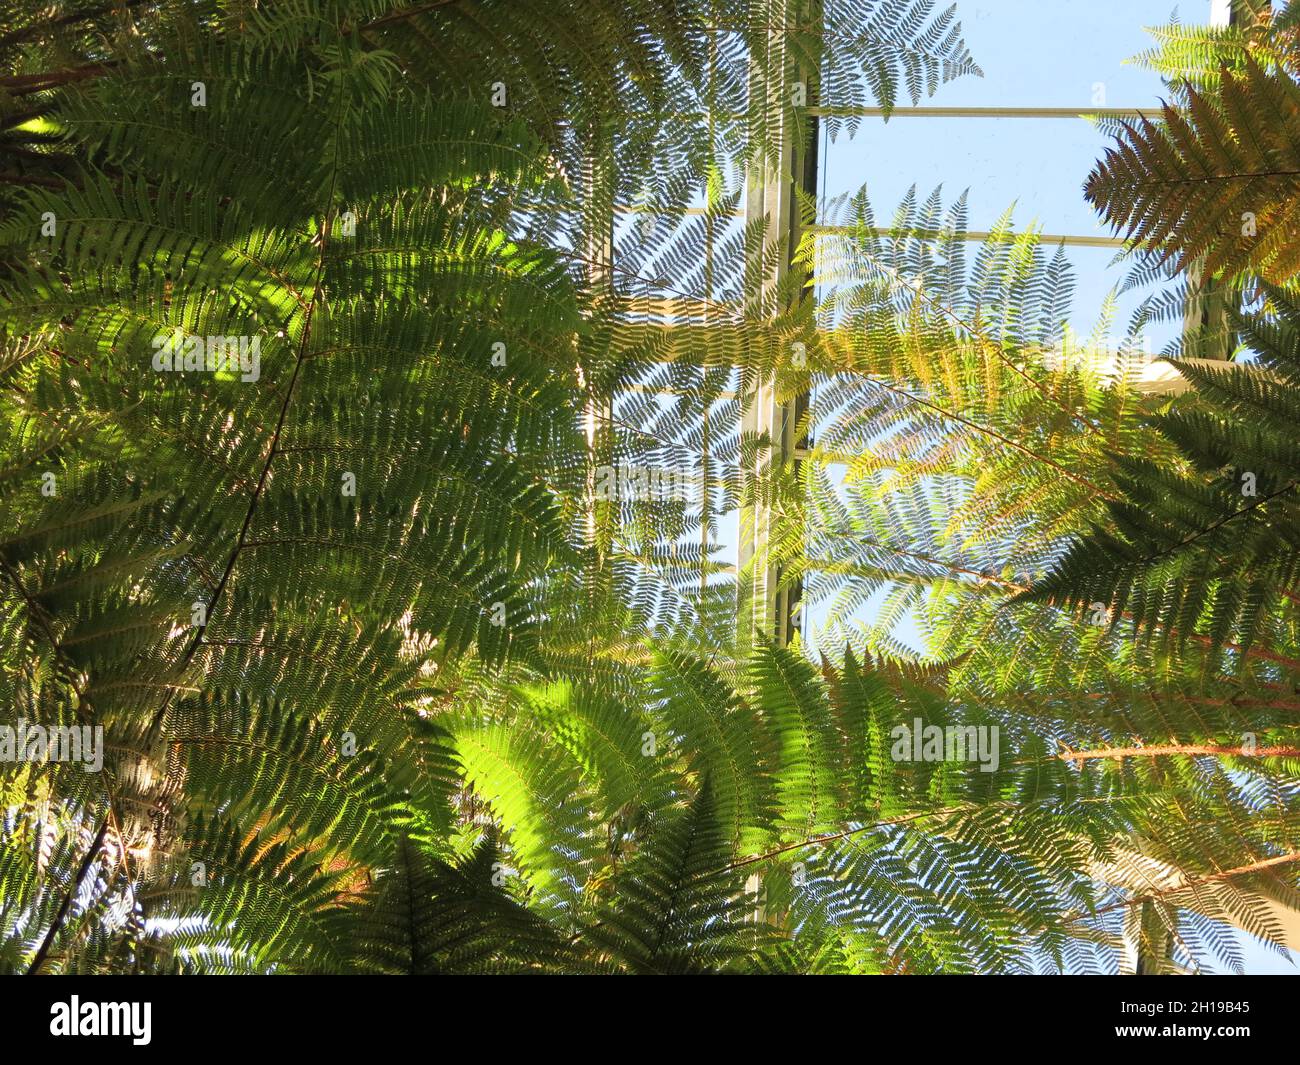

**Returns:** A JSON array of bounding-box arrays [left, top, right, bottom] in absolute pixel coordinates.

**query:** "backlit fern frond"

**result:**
[[1085, 55, 1300, 286]]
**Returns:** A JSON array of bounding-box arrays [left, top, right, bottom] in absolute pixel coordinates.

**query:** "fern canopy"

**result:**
[[2, 0, 1299, 978]]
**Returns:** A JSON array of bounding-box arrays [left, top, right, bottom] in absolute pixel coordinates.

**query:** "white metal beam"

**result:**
[[737, 0, 817, 648]]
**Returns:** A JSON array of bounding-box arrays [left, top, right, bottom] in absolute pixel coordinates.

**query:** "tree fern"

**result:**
[[7, 0, 1294, 978]]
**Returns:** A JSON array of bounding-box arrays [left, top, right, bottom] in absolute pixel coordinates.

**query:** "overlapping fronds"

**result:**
[[1129, 0, 1295, 89], [1086, 54, 1300, 286], [1028, 283, 1300, 668], [742, 178, 1300, 968], [0, 8, 592, 972], [753, 188, 1171, 659], [6, 0, 1294, 978]]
